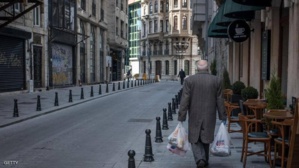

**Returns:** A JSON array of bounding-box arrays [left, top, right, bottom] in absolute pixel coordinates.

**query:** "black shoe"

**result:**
[[197, 160, 206, 168]]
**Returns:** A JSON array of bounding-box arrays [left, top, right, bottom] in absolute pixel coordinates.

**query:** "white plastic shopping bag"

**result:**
[[210, 122, 231, 156], [167, 122, 190, 156]]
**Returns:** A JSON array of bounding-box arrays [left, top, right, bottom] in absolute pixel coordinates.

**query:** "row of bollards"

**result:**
[[128, 88, 183, 167], [12, 80, 156, 118]]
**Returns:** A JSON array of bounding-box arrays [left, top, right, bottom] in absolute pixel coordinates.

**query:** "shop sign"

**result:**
[[228, 20, 251, 43]]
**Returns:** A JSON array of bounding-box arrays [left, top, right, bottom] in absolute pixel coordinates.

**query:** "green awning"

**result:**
[[208, 13, 228, 38], [232, 0, 272, 7], [215, 3, 235, 27], [224, 0, 265, 20]]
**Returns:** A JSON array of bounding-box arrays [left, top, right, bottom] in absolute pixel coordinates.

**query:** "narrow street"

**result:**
[[0, 81, 182, 168]]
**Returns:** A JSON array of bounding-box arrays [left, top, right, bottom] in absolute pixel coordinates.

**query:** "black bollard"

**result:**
[[131, 80, 133, 87], [127, 80, 130, 88], [123, 80, 126, 89], [69, 90, 73, 102], [138, 80, 140, 86], [36, 95, 41, 111], [113, 83, 115, 91], [118, 82, 120, 90], [143, 129, 154, 162], [128, 150, 136, 168], [134, 80, 136, 87], [106, 83, 109, 93], [167, 103, 173, 121], [90, 86, 94, 97], [13, 99, 19, 117], [81, 87, 84, 99], [172, 98, 176, 114], [54, 92, 59, 106], [155, 117, 163, 143], [99, 84, 102, 95], [162, 108, 169, 130]]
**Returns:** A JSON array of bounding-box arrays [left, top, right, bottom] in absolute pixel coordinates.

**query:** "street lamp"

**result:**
[[173, 37, 190, 73]]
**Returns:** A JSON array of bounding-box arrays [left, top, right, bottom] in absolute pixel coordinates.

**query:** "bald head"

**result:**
[[197, 60, 208, 70]]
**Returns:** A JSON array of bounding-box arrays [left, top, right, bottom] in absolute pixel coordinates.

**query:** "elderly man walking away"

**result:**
[[178, 60, 227, 168], [178, 69, 186, 85]]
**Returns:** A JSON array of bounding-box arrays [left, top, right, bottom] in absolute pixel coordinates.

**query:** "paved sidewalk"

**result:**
[[0, 79, 152, 128]]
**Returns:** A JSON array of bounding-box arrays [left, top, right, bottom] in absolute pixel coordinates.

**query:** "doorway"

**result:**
[[33, 46, 42, 88], [155, 60, 162, 79]]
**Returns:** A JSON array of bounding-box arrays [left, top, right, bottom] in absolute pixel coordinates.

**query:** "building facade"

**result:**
[[107, 0, 129, 81], [0, 0, 45, 92], [77, 0, 108, 84], [140, 0, 200, 80], [128, 0, 141, 77]]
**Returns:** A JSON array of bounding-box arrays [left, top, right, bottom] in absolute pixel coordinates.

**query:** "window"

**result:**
[[149, 2, 153, 14], [33, 6, 40, 26], [121, 20, 124, 38], [52, 0, 75, 31], [14, 3, 21, 12], [166, 1, 169, 12], [154, 20, 157, 33], [92, 0, 96, 16], [160, 20, 163, 32], [121, 0, 124, 10], [143, 23, 146, 36], [174, 16, 178, 30], [149, 21, 152, 33], [182, 15, 187, 30], [116, 0, 118, 7], [184, 60, 189, 75], [144, 6, 146, 15], [160, 2, 163, 12], [116, 17, 119, 36], [81, 0, 86, 10], [174, 0, 178, 8], [166, 19, 169, 32], [174, 60, 177, 75], [154, 1, 158, 13], [165, 61, 169, 75], [182, 0, 187, 7]]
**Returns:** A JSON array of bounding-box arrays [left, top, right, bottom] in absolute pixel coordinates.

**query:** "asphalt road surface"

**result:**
[[0, 81, 181, 168]]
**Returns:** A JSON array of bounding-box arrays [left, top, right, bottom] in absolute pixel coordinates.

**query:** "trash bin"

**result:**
[[28, 80, 33, 93]]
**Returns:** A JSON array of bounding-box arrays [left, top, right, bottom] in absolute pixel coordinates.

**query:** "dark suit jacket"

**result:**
[[178, 70, 226, 144]]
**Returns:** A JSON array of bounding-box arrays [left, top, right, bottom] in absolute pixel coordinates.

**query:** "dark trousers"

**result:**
[[180, 78, 184, 85], [191, 137, 210, 164]]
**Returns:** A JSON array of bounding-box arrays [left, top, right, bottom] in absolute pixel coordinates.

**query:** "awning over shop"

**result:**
[[208, 13, 228, 38], [232, 0, 272, 7], [215, 4, 235, 27], [224, 0, 265, 20]]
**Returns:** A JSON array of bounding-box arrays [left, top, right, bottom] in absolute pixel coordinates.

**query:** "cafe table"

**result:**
[[243, 100, 267, 132]]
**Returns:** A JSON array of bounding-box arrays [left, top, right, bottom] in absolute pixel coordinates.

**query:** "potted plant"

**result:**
[[265, 72, 285, 110], [210, 59, 217, 76], [241, 86, 258, 101], [230, 81, 245, 103], [223, 68, 231, 89]]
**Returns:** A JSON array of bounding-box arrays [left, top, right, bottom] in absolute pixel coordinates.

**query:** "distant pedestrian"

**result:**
[[178, 60, 227, 168], [178, 69, 186, 85], [127, 69, 132, 81]]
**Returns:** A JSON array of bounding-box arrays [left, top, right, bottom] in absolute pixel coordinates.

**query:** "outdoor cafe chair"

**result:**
[[271, 119, 293, 168], [225, 101, 242, 133], [238, 114, 272, 168]]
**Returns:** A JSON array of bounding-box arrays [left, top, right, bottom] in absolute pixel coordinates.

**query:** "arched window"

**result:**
[[182, 15, 187, 30], [154, 0, 158, 13], [174, 16, 178, 30], [165, 60, 169, 75], [166, 1, 169, 12]]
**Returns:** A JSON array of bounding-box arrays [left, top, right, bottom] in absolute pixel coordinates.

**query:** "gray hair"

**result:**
[[197, 60, 208, 70]]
